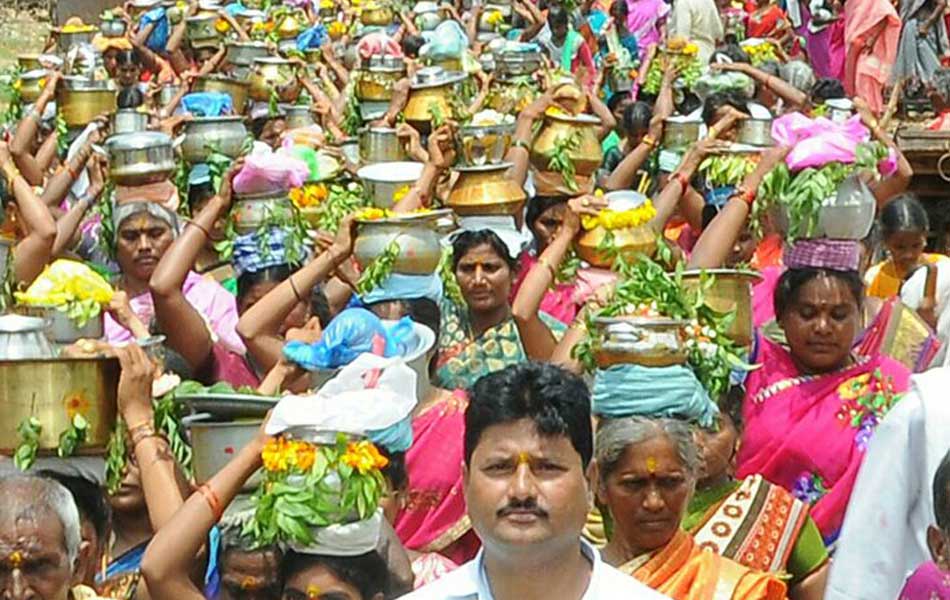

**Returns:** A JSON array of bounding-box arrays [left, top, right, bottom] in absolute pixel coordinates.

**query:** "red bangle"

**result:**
[[65, 162, 79, 180], [198, 484, 224, 522], [673, 172, 690, 196], [737, 187, 756, 206]]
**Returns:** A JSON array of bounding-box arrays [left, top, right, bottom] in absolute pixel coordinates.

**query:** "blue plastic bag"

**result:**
[[139, 7, 169, 54], [182, 92, 234, 117], [296, 24, 328, 51], [282, 309, 418, 369]]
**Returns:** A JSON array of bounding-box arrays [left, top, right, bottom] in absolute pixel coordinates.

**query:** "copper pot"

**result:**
[[404, 68, 467, 133], [530, 112, 602, 195], [447, 163, 526, 216], [356, 58, 405, 102], [194, 74, 250, 114], [19, 70, 48, 104], [249, 57, 300, 103], [575, 223, 656, 268], [361, 4, 394, 25], [0, 357, 119, 453], [680, 269, 762, 347], [57, 78, 117, 128]]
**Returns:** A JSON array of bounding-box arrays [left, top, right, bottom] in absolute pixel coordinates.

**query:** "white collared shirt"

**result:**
[[399, 539, 670, 599]]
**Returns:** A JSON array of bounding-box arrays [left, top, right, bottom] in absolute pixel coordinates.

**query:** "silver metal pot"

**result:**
[[358, 127, 407, 163], [232, 192, 295, 234], [158, 83, 182, 107], [495, 51, 543, 78], [181, 116, 248, 164], [100, 19, 128, 37], [340, 137, 360, 165], [57, 28, 98, 54], [106, 132, 176, 186], [186, 15, 218, 43], [0, 238, 11, 289], [226, 40, 271, 67], [592, 317, 689, 368], [24, 306, 105, 344], [458, 122, 515, 167], [285, 105, 315, 130], [354, 208, 451, 275], [356, 161, 425, 208], [112, 110, 149, 134], [188, 419, 263, 489], [662, 118, 702, 150], [737, 118, 774, 147], [0, 315, 55, 361]]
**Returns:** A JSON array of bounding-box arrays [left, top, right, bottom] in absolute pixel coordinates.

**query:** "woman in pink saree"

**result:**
[[626, 0, 670, 62], [844, 0, 901, 114], [736, 241, 912, 545], [395, 388, 481, 565]]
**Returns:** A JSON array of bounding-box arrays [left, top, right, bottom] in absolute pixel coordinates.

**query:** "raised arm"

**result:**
[[148, 163, 242, 372], [114, 343, 188, 534], [52, 157, 104, 257], [2, 143, 57, 286], [687, 146, 790, 269], [852, 97, 912, 206], [712, 62, 808, 110], [10, 72, 62, 185], [236, 218, 356, 373], [141, 416, 270, 600], [393, 126, 454, 212], [507, 88, 554, 189]]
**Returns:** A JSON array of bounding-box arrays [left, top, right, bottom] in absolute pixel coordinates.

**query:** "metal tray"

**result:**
[[177, 393, 278, 420]]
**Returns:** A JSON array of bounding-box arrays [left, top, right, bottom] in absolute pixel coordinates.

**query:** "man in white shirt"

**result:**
[[825, 368, 950, 600], [668, 0, 724, 63], [401, 362, 668, 600]]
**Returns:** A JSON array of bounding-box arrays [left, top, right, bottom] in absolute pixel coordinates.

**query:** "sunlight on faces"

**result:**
[[597, 436, 694, 556], [455, 244, 513, 313], [115, 213, 174, 283], [463, 419, 590, 559], [779, 274, 861, 374]]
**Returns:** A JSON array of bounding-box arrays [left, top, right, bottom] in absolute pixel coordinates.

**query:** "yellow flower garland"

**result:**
[[581, 200, 657, 231]]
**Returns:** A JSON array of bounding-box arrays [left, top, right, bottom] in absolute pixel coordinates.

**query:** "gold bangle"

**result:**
[[641, 134, 657, 149]]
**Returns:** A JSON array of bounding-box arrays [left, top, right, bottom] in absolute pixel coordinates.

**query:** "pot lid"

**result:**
[[357, 207, 453, 224], [604, 190, 648, 212], [357, 161, 426, 182], [228, 39, 269, 47], [546, 111, 601, 126], [368, 54, 405, 72], [414, 1, 439, 12], [130, 0, 160, 7], [360, 125, 398, 134], [594, 316, 688, 328], [186, 14, 217, 22], [411, 66, 467, 89], [106, 131, 173, 152], [826, 98, 853, 110], [0, 314, 49, 334], [680, 268, 763, 283], [62, 76, 115, 90], [253, 56, 295, 66], [20, 69, 48, 81]]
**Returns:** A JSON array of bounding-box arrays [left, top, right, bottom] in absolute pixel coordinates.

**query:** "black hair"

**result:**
[[525, 196, 568, 230], [401, 34, 426, 58], [548, 4, 569, 27], [465, 362, 594, 468], [378, 448, 408, 492], [38, 469, 111, 545], [402, 297, 440, 343], [934, 447, 950, 532], [116, 87, 145, 110], [607, 90, 632, 114], [451, 230, 517, 271], [713, 43, 750, 64], [280, 551, 389, 599], [880, 193, 930, 238], [188, 182, 215, 209], [719, 385, 744, 431], [773, 268, 864, 318], [115, 48, 143, 67], [810, 78, 846, 104], [677, 92, 703, 117], [621, 101, 653, 136], [701, 91, 749, 127], [236, 265, 330, 327]]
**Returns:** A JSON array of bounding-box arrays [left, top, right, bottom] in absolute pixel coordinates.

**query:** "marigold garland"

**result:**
[[581, 200, 657, 231]]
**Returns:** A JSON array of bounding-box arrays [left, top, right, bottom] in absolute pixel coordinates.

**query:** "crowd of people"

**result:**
[[3, 0, 950, 598]]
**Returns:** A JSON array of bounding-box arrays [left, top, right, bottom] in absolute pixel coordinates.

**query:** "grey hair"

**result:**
[[595, 417, 702, 483], [780, 60, 817, 95], [0, 475, 82, 566]]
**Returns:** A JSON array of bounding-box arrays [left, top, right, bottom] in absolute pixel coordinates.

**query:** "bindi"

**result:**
[[306, 584, 321, 599], [646, 457, 658, 474]]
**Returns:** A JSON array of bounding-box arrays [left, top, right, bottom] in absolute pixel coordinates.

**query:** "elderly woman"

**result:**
[[435, 229, 564, 390], [594, 417, 787, 599]]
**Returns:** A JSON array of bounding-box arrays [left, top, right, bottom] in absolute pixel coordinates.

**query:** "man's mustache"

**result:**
[[497, 498, 549, 519]]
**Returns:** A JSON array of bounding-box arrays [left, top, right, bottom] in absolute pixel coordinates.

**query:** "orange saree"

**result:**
[[621, 530, 788, 600]]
